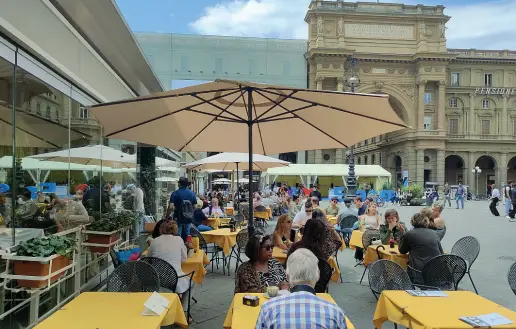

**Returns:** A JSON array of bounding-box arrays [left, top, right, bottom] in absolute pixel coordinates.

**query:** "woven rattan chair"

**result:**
[[410, 254, 467, 290], [450, 236, 480, 293], [359, 229, 380, 284], [140, 257, 178, 292], [315, 258, 333, 293], [508, 261, 516, 296], [106, 261, 160, 292]]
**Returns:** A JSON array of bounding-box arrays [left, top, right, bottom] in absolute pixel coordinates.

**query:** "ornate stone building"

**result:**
[[306, 1, 516, 192]]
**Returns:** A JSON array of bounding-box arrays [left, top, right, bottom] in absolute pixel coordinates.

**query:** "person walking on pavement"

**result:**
[[443, 183, 452, 208], [456, 183, 465, 209], [509, 182, 516, 222], [504, 181, 513, 219], [489, 185, 500, 216]]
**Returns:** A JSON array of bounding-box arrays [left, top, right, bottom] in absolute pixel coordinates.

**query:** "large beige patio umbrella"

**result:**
[[89, 79, 407, 230]]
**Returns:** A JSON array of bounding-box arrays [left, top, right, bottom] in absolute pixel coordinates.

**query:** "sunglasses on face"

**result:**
[[305, 209, 312, 213], [286, 220, 291, 223], [261, 245, 273, 251]]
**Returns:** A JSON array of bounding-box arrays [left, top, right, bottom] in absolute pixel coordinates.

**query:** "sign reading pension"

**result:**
[[475, 88, 516, 95]]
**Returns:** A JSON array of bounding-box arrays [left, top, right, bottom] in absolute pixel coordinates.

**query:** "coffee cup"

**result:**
[[266, 286, 279, 297]]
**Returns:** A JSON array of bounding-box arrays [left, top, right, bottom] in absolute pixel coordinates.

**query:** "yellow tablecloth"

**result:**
[[363, 245, 408, 269], [224, 293, 354, 329], [182, 250, 210, 285], [349, 230, 363, 250], [225, 207, 235, 216], [266, 207, 272, 219], [272, 247, 341, 283], [203, 217, 232, 230], [201, 228, 240, 255], [373, 290, 516, 329], [327, 216, 338, 225], [34, 292, 188, 329]]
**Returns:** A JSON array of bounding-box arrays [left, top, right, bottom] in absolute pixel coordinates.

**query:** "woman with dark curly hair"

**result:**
[[234, 234, 288, 293], [311, 208, 342, 259], [288, 219, 326, 259]]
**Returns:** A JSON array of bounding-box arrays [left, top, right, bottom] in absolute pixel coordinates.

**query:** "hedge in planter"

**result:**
[[85, 210, 139, 253], [13, 235, 76, 288]]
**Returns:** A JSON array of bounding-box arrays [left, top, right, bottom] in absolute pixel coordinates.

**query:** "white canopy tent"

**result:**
[[212, 178, 232, 185], [264, 164, 391, 188]]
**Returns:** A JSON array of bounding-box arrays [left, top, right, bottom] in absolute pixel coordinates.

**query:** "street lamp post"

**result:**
[[472, 166, 482, 197], [346, 55, 360, 197]]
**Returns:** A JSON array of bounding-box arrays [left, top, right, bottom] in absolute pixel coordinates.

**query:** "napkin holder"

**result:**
[[243, 295, 259, 307]]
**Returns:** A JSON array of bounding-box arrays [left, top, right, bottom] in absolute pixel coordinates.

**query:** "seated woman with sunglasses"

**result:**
[[273, 214, 297, 250], [234, 234, 288, 293]]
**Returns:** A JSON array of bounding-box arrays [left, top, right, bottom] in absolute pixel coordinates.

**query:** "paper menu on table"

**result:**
[[406, 290, 448, 297], [141, 292, 170, 316], [460, 313, 513, 327]]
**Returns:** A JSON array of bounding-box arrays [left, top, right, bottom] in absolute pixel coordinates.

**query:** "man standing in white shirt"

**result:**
[[293, 200, 313, 228], [504, 181, 512, 218], [489, 185, 500, 216]]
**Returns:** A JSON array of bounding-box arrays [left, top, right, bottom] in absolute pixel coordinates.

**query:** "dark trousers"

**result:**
[[510, 203, 516, 219], [489, 197, 500, 216]]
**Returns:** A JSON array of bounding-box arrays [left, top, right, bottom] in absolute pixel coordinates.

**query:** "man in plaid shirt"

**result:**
[[255, 248, 347, 329]]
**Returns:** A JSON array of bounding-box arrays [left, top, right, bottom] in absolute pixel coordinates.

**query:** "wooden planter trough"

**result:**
[[1, 253, 74, 289], [82, 230, 120, 253]]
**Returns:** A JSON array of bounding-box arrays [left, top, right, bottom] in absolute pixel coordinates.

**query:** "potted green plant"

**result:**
[[5, 235, 76, 289], [83, 210, 139, 253]]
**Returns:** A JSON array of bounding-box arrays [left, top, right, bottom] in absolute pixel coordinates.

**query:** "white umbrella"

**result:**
[[238, 178, 255, 184], [212, 178, 231, 185], [29, 145, 136, 168], [89, 79, 407, 230], [184, 152, 289, 171]]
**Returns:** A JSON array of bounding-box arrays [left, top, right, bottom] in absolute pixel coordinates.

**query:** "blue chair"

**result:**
[[0, 184, 10, 193]]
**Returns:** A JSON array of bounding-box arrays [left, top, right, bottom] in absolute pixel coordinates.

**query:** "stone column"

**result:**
[[417, 80, 426, 131], [469, 93, 475, 135], [502, 94, 508, 135], [436, 150, 445, 189], [468, 151, 475, 187], [416, 149, 425, 185], [500, 153, 508, 185], [438, 80, 446, 131], [337, 77, 345, 92], [137, 145, 157, 216], [316, 76, 324, 90], [335, 149, 344, 164], [315, 150, 323, 164]]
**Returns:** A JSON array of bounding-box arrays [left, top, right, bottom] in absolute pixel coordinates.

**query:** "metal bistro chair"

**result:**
[[315, 257, 334, 293], [450, 236, 480, 294], [359, 229, 381, 284], [190, 225, 226, 274], [227, 229, 249, 275], [508, 261, 516, 296], [336, 215, 359, 247], [140, 257, 178, 292], [436, 226, 447, 241], [140, 257, 195, 322], [106, 261, 160, 292], [410, 254, 467, 291]]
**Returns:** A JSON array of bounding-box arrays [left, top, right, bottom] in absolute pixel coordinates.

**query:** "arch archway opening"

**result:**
[[392, 155, 403, 188], [372, 91, 407, 125], [507, 156, 516, 183], [474, 155, 497, 195], [445, 155, 464, 185]]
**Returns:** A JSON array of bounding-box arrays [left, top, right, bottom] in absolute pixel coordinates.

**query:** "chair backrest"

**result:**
[[236, 229, 249, 249], [508, 261, 516, 296], [239, 203, 250, 220], [339, 215, 358, 229], [422, 254, 467, 290], [362, 229, 380, 249], [107, 261, 160, 292], [140, 257, 178, 292], [314, 258, 333, 293], [136, 234, 150, 252], [190, 225, 208, 250], [435, 226, 446, 241], [450, 236, 480, 269], [255, 205, 267, 212], [368, 260, 413, 295]]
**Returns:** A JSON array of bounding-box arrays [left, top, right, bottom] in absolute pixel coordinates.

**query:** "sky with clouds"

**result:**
[[116, 0, 516, 50]]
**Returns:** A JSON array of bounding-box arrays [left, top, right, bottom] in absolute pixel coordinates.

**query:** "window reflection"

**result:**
[[0, 55, 14, 230]]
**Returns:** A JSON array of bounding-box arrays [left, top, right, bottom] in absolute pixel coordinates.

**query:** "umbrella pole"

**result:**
[[247, 88, 254, 235], [236, 162, 239, 212]]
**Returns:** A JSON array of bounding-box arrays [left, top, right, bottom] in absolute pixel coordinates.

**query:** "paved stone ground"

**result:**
[[186, 200, 516, 329]]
